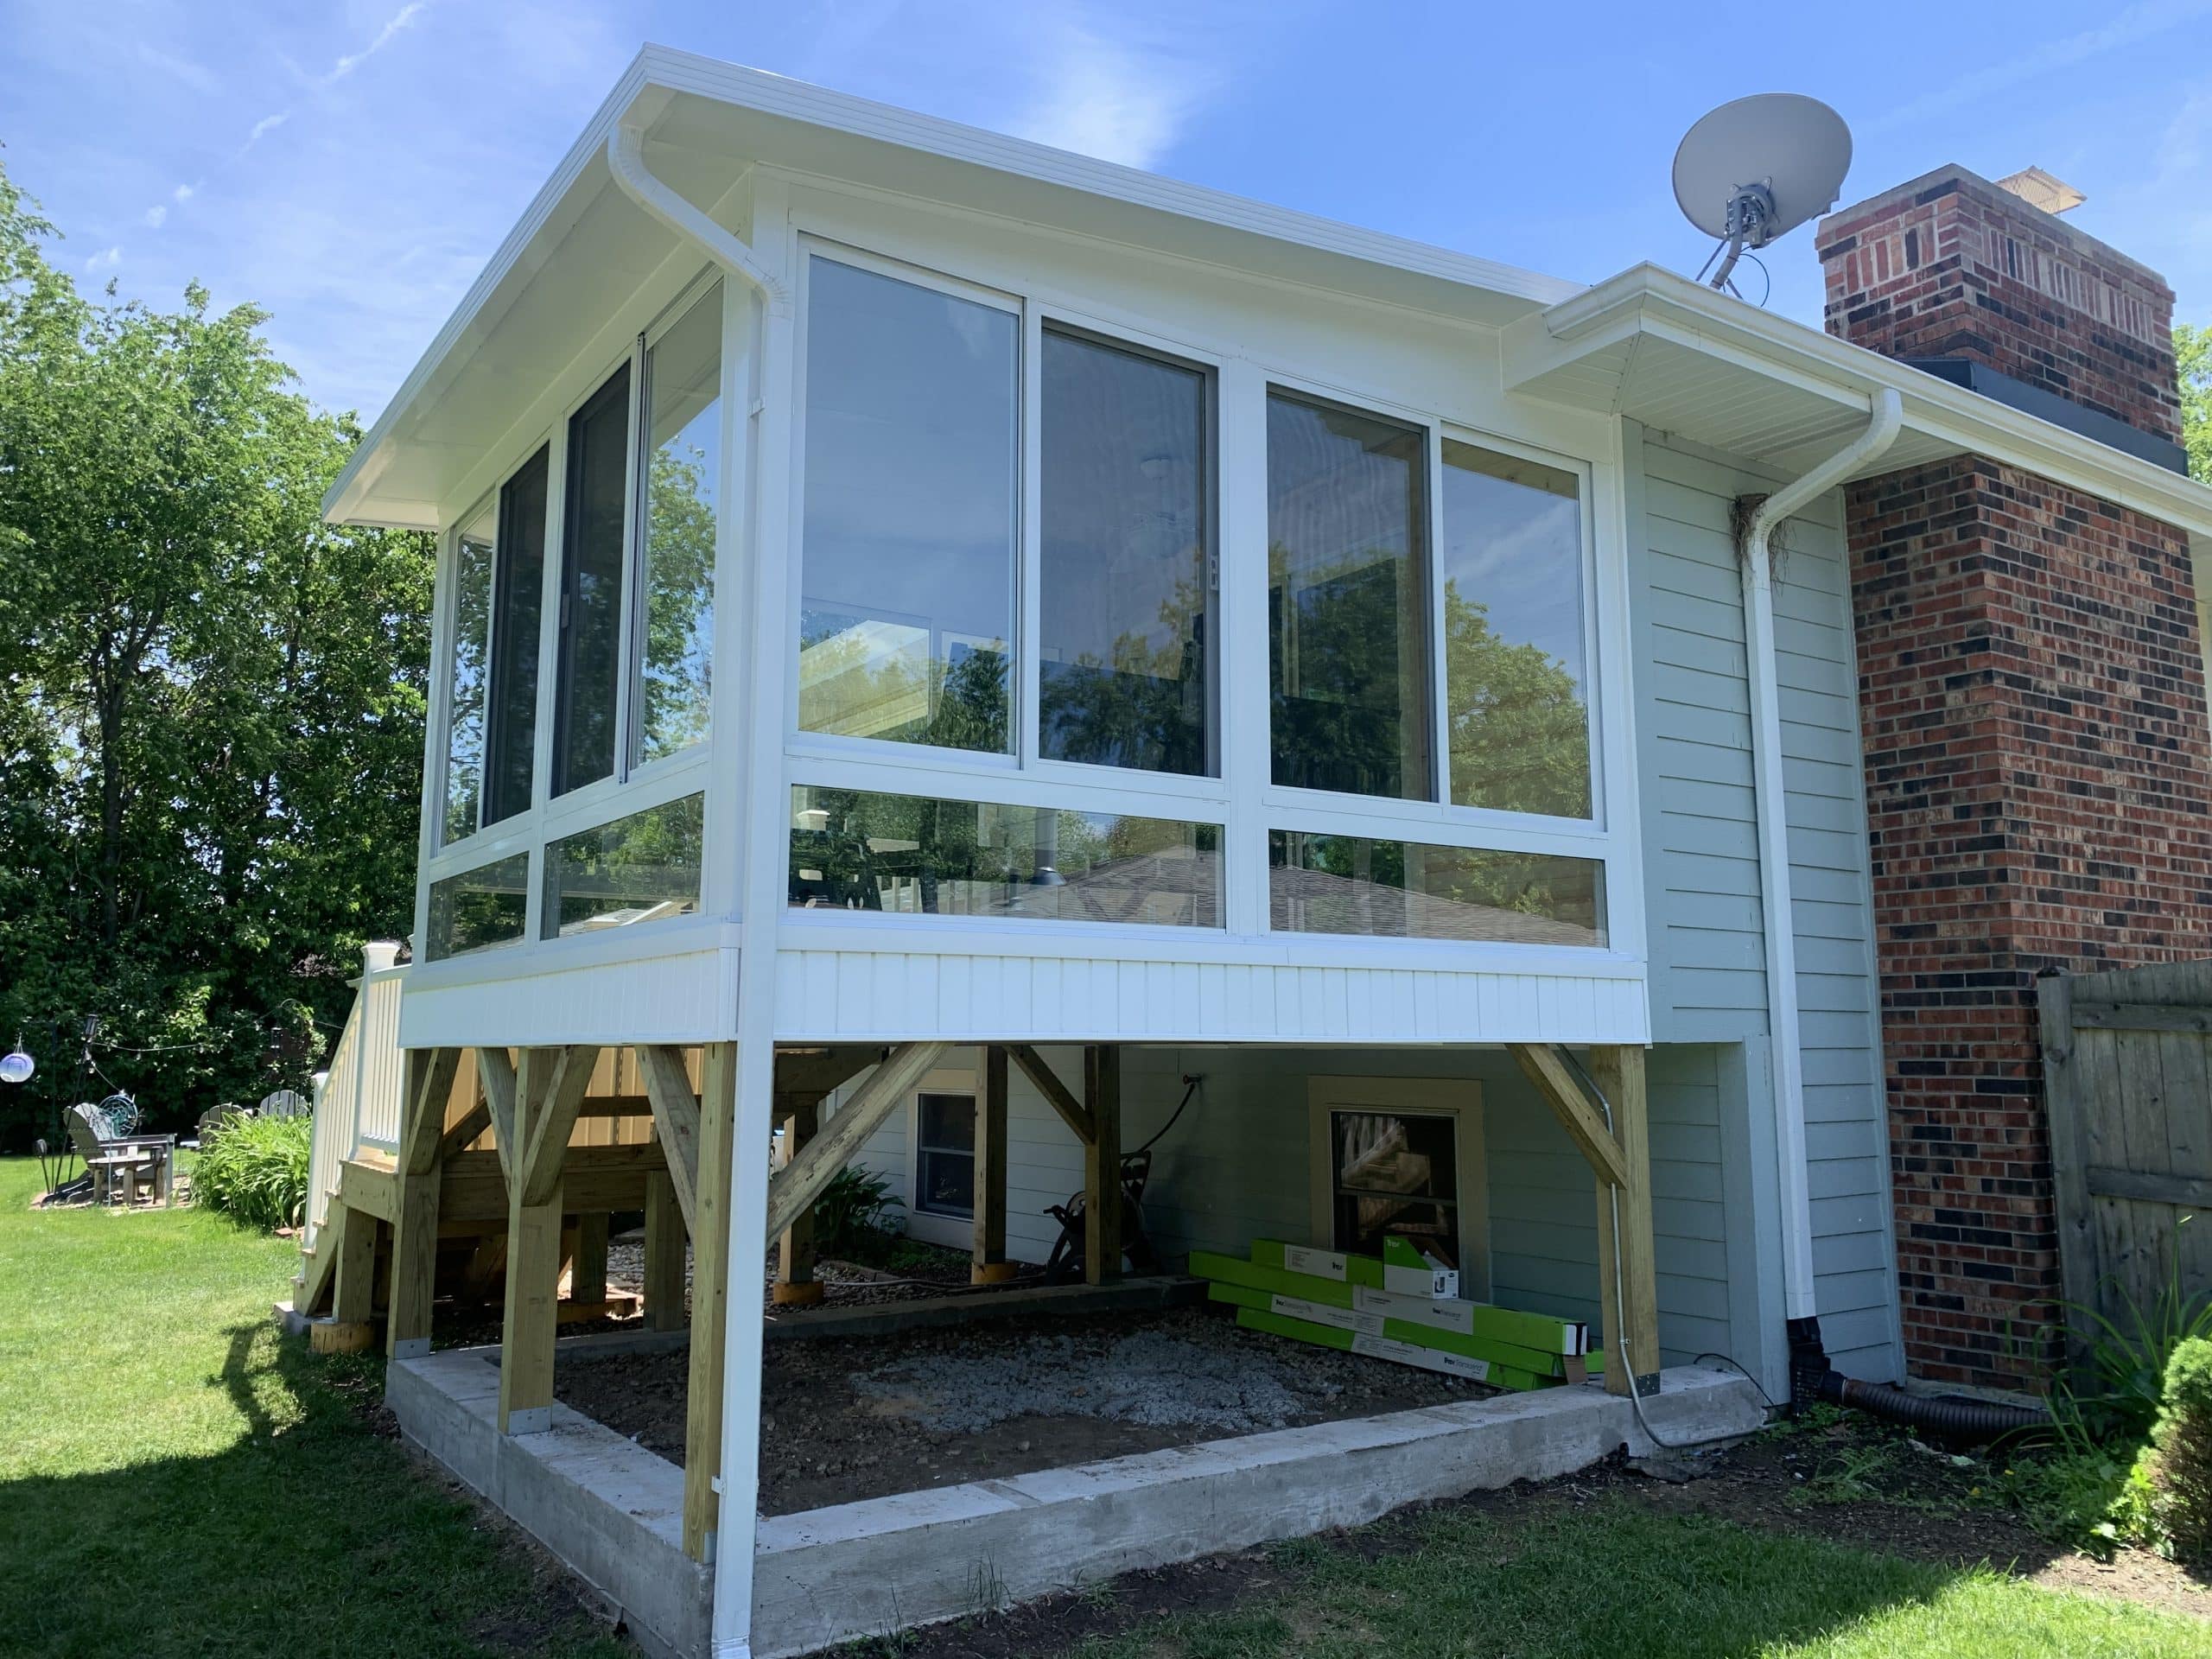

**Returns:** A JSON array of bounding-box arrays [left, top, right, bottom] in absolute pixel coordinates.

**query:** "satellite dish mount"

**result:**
[[1673, 94, 1853, 301]]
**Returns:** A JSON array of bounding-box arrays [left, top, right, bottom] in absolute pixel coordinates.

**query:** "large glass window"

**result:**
[[1268, 830, 1604, 946], [555, 364, 632, 797], [1039, 328, 1211, 775], [790, 787, 1220, 927], [1267, 391, 1431, 800], [426, 853, 531, 961], [1440, 442, 1592, 818], [484, 448, 548, 828], [798, 257, 1017, 754], [543, 794, 705, 939], [442, 497, 495, 843], [635, 287, 721, 766]]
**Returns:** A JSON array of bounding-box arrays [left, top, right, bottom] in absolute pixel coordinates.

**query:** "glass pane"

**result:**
[[791, 787, 1221, 927], [543, 794, 704, 939], [1332, 1109, 1459, 1266], [1267, 391, 1431, 800], [425, 853, 531, 961], [917, 1148, 975, 1217], [442, 498, 495, 844], [485, 448, 548, 827], [1440, 441, 1592, 817], [1268, 830, 1605, 946], [556, 364, 632, 796], [918, 1092, 976, 1153], [636, 287, 721, 766], [798, 257, 1016, 754], [1039, 330, 1211, 774]]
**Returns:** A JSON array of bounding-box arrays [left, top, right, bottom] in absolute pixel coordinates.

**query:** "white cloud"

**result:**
[[85, 245, 121, 271], [175, 182, 197, 205], [321, 2, 427, 87], [1872, 0, 2212, 133], [1007, 15, 1219, 169], [143, 204, 168, 227], [138, 41, 219, 96], [244, 110, 291, 150]]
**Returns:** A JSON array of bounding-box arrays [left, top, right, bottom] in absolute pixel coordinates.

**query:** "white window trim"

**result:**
[[1305, 1075, 1490, 1301], [900, 1066, 982, 1250]]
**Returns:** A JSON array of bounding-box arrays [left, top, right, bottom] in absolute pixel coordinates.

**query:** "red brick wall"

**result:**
[[1819, 167, 2180, 444], [1848, 454, 2212, 1386]]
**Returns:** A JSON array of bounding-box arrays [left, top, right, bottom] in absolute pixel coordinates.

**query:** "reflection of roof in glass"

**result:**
[[1268, 864, 1598, 947]]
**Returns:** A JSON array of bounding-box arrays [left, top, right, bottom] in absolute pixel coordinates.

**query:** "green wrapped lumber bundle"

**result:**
[[1191, 1238, 1600, 1392]]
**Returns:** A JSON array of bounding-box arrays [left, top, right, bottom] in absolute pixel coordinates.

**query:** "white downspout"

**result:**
[[1739, 387, 1902, 1325], [607, 111, 790, 1659]]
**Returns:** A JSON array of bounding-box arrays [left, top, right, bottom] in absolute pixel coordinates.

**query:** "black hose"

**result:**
[[1822, 1372, 2049, 1440]]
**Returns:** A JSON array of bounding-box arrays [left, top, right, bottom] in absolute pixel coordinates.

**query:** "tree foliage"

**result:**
[[2180, 324, 2212, 484], [0, 158, 432, 1147]]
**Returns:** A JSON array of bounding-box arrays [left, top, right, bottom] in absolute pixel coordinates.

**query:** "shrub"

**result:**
[[2145, 1337, 2212, 1560], [812, 1165, 904, 1258], [192, 1112, 313, 1231]]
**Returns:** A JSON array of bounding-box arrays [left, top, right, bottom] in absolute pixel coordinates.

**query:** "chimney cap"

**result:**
[[1994, 167, 2085, 215]]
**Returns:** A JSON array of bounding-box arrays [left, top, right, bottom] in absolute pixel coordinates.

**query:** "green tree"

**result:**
[[2180, 324, 2211, 483], [0, 158, 432, 1147]]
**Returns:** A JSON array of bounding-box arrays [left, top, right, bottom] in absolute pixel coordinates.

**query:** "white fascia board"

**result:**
[[326, 43, 1584, 530], [1510, 263, 2212, 545]]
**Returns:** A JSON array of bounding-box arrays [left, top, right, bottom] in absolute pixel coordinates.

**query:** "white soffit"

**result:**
[[1503, 263, 2212, 555], [325, 45, 1581, 530]]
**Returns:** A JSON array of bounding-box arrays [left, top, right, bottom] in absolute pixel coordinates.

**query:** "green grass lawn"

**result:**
[[3, 1154, 2209, 1659], [0, 1157, 624, 1659]]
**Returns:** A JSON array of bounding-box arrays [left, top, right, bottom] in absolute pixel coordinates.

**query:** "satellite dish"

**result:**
[[1673, 93, 1853, 294]]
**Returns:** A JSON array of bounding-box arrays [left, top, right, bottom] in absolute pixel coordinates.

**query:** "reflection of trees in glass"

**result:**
[[443, 528, 493, 842], [429, 855, 529, 959], [1442, 580, 1590, 819], [1039, 571, 1206, 773], [1269, 539, 1423, 798], [788, 790, 1216, 925], [798, 619, 1007, 754], [1273, 830, 1599, 943], [548, 795, 703, 934], [638, 442, 716, 761]]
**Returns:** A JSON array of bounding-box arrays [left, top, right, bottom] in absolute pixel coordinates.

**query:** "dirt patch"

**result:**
[[556, 1303, 1490, 1516]]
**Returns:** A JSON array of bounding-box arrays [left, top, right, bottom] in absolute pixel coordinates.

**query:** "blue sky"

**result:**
[[3, 0, 2207, 422]]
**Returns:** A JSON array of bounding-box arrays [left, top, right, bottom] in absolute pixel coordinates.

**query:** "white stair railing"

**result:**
[[298, 942, 405, 1267]]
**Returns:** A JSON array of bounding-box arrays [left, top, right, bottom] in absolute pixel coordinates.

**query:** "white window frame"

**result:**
[[900, 1065, 982, 1251]]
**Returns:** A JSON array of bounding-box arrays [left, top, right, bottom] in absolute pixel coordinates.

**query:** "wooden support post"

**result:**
[[645, 1170, 688, 1332], [1084, 1045, 1123, 1285], [572, 1213, 610, 1305], [1588, 1046, 1660, 1399], [388, 1046, 461, 1361], [683, 1043, 738, 1561], [772, 1099, 823, 1306], [973, 1046, 1013, 1284], [638, 1045, 702, 1231], [329, 1204, 378, 1340], [498, 1046, 590, 1434], [763, 1042, 948, 1239]]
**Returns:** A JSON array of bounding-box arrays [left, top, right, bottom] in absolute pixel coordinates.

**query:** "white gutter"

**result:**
[[1740, 386, 1902, 1322], [607, 119, 791, 316], [607, 103, 790, 1659]]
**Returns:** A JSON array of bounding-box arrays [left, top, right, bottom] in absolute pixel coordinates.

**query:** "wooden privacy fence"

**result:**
[[2039, 960, 2212, 1345]]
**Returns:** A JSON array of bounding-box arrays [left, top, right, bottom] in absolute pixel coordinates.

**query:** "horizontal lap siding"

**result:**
[[1635, 430, 1901, 1380]]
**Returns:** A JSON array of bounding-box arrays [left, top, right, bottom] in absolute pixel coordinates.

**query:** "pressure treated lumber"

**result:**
[[571, 1211, 610, 1304], [683, 1042, 737, 1560], [773, 1098, 822, 1305], [973, 1046, 1012, 1282], [1084, 1046, 1122, 1285], [388, 1047, 460, 1359], [1506, 1044, 1628, 1190], [499, 1047, 583, 1433], [644, 1169, 687, 1332], [477, 1046, 519, 1186], [638, 1045, 702, 1232], [1586, 1046, 1658, 1399], [1006, 1045, 1094, 1144], [762, 1042, 948, 1241]]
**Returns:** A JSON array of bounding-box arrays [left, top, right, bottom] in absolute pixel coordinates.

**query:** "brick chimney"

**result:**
[[1821, 167, 2212, 1389]]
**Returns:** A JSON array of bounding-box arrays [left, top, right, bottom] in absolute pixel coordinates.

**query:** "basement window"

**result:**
[[913, 1091, 976, 1218], [425, 853, 531, 962], [1330, 1109, 1461, 1268]]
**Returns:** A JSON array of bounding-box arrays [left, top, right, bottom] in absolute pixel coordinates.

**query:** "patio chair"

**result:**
[[195, 1102, 251, 1147], [65, 1103, 175, 1208]]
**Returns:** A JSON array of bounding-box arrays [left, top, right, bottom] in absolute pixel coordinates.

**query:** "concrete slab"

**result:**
[[388, 1347, 709, 1659], [750, 1366, 1766, 1659]]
